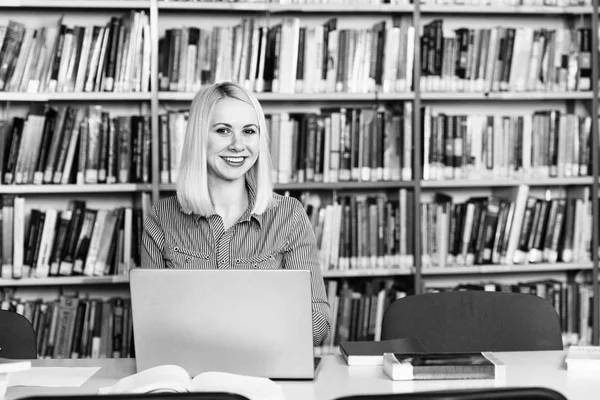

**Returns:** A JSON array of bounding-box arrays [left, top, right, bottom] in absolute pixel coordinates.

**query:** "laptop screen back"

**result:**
[[129, 269, 315, 379]]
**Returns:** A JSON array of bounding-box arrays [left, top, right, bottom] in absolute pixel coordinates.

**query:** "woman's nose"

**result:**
[[228, 133, 245, 151]]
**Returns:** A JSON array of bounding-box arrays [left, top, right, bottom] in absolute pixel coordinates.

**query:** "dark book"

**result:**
[[58, 201, 87, 276], [3, 117, 25, 184], [514, 197, 539, 264], [340, 337, 426, 366], [383, 352, 505, 381], [158, 114, 170, 184], [577, 28, 592, 91], [477, 196, 502, 265], [97, 112, 110, 183], [34, 107, 58, 184], [117, 116, 132, 183], [29, 210, 46, 277], [106, 117, 119, 184], [500, 28, 516, 90], [49, 210, 72, 276], [52, 107, 79, 184], [72, 208, 98, 275], [23, 209, 43, 273]]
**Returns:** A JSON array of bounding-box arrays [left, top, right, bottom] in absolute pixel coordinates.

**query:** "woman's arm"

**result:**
[[282, 200, 332, 347], [141, 205, 166, 269]]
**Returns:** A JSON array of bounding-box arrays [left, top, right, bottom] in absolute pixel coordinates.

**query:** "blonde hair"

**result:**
[[176, 82, 273, 216]]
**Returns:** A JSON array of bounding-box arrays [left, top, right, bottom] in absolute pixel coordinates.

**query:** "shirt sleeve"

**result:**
[[282, 200, 332, 347], [141, 205, 166, 269]]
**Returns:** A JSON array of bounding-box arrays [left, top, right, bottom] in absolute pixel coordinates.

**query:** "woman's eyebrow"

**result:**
[[212, 123, 258, 128]]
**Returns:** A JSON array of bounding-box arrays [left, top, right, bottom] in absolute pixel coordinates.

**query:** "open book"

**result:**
[[98, 365, 286, 400]]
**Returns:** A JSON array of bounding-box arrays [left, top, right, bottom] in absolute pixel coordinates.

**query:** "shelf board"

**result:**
[[0, 275, 130, 287], [420, 91, 593, 101], [0, 92, 152, 102], [419, 5, 592, 14], [0, 184, 152, 194], [159, 2, 414, 13], [323, 268, 413, 278], [0, 269, 413, 284], [421, 177, 594, 188], [422, 263, 592, 276], [160, 181, 415, 192], [277, 181, 415, 190], [0, 0, 150, 8], [158, 92, 414, 102]]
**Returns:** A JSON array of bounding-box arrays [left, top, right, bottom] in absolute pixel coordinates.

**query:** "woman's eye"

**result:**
[[244, 129, 257, 135], [216, 128, 230, 134]]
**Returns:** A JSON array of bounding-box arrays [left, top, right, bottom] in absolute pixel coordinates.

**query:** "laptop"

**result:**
[[129, 269, 317, 380]]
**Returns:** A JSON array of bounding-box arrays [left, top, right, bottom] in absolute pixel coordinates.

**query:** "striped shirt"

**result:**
[[141, 184, 331, 347]]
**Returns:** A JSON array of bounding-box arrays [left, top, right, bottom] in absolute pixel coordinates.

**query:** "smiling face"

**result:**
[[206, 97, 260, 185]]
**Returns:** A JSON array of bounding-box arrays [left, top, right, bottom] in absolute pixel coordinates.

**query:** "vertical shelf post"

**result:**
[[150, 0, 161, 204], [413, 0, 423, 294], [591, 0, 600, 345]]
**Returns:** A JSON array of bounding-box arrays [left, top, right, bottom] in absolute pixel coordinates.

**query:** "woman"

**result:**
[[141, 81, 331, 346]]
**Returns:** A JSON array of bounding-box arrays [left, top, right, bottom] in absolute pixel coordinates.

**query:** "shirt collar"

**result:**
[[182, 176, 263, 229]]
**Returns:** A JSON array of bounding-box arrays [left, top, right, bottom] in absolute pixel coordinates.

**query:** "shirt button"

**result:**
[[185, 257, 191, 263]]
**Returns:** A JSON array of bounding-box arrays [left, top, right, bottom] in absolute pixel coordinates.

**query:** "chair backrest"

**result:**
[[334, 387, 568, 400], [0, 309, 37, 359], [381, 291, 563, 352]]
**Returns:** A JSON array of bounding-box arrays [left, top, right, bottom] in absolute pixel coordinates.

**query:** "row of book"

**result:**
[[0, 106, 151, 185], [0, 11, 150, 93], [160, 0, 412, 3], [302, 190, 414, 271], [158, 0, 593, 6], [0, 197, 144, 280], [2, 16, 596, 95], [319, 276, 596, 353], [424, 278, 595, 346], [421, 23, 591, 93], [421, 108, 592, 181], [421, 185, 591, 268], [0, 295, 134, 359], [160, 105, 412, 184], [159, 16, 414, 94], [322, 279, 410, 351], [301, 184, 594, 272], [4, 104, 594, 186]]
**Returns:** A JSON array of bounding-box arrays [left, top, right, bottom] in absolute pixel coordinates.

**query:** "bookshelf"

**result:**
[[0, 0, 598, 357]]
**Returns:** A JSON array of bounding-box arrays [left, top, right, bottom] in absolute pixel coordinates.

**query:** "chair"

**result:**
[[0, 309, 37, 359], [21, 393, 250, 400], [381, 291, 563, 352], [334, 387, 567, 400]]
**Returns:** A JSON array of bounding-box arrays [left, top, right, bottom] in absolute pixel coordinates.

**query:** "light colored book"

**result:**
[[98, 365, 284, 400], [0, 359, 31, 374], [566, 346, 600, 373]]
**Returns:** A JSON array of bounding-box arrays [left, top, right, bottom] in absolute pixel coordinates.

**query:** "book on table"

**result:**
[[382, 352, 506, 381], [340, 337, 426, 366], [0, 358, 31, 374], [97, 364, 285, 400], [566, 346, 600, 372]]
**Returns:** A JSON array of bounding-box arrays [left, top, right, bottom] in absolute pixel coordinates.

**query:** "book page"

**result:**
[[191, 371, 285, 400], [98, 365, 191, 394]]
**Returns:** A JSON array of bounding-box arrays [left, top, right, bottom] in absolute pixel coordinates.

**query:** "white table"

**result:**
[[5, 351, 596, 400]]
